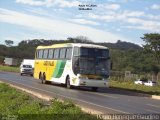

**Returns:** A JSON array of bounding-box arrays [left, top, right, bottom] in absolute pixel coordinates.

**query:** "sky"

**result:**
[[0, 0, 160, 46]]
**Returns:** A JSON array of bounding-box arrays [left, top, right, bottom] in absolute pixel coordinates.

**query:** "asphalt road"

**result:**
[[0, 71, 160, 114]]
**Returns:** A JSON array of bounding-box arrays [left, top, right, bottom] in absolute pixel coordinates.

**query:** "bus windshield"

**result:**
[[73, 47, 110, 78]]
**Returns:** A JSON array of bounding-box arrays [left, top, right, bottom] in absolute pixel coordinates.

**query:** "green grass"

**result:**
[[0, 65, 19, 72], [109, 80, 160, 95], [0, 83, 100, 120]]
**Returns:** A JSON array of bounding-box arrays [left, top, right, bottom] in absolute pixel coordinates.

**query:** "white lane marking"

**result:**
[[1, 79, 129, 114], [147, 104, 160, 109]]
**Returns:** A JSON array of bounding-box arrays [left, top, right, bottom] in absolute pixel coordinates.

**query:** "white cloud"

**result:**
[[125, 18, 160, 32], [126, 18, 142, 24], [88, 13, 115, 22], [75, 14, 83, 18], [106, 0, 129, 3], [116, 28, 121, 31], [87, 9, 160, 32], [122, 11, 144, 17], [147, 14, 160, 20], [26, 7, 63, 18], [88, 10, 144, 22], [16, 0, 45, 6], [151, 4, 160, 10], [0, 8, 131, 43], [106, 4, 120, 10], [26, 8, 53, 17], [99, 4, 120, 11], [107, 0, 116, 2], [15, 0, 81, 8], [69, 18, 100, 25], [55, 0, 81, 7]]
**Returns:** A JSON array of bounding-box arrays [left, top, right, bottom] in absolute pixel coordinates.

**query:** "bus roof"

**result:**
[[37, 43, 108, 49]]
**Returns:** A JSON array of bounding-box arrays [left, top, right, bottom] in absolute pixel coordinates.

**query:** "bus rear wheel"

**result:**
[[91, 87, 98, 92], [40, 73, 45, 84], [40, 73, 50, 84], [66, 76, 72, 89]]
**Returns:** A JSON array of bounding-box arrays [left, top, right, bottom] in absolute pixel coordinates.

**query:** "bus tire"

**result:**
[[45, 80, 51, 84], [66, 76, 72, 89], [40, 73, 44, 84], [43, 73, 51, 84], [91, 87, 98, 92]]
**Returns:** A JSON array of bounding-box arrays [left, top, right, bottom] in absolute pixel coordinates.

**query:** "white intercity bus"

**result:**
[[34, 43, 111, 91]]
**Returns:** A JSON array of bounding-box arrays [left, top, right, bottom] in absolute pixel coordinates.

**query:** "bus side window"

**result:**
[[73, 47, 79, 56], [66, 48, 72, 60], [60, 48, 66, 59], [48, 49, 54, 59], [39, 49, 43, 59], [43, 49, 48, 59], [54, 48, 60, 59]]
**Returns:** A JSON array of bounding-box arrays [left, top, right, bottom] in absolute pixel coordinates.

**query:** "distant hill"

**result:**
[[98, 40, 142, 50]]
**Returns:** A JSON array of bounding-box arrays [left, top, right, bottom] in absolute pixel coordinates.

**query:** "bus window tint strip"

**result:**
[[73, 47, 109, 58], [37, 47, 72, 60]]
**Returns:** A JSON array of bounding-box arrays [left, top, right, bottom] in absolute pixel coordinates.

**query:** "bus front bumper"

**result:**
[[77, 78, 109, 87]]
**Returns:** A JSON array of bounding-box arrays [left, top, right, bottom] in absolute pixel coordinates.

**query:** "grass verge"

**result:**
[[109, 80, 160, 95], [0, 83, 100, 120], [0, 65, 19, 73]]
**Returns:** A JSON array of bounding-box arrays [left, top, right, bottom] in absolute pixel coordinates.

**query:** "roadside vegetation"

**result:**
[[0, 83, 100, 120], [0, 65, 19, 73], [109, 80, 160, 95]]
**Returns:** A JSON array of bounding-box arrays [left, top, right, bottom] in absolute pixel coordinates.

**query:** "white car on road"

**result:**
[[20, 59, 34, 76], [134, 79, 147, 85], [20, 64, 33, 76], [135, 79, 156, 87], [144, 81, 156, 86]]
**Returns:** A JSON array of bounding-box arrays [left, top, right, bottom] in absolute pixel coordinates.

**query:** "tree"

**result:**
[[5, 40, 14, 47], [141, 33, 160, 64], [67, 36, 93, 43], [141, 33, 160, 80]]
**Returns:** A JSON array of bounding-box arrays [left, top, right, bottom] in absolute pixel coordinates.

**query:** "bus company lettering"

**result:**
[[43, 61, 54, 66]]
